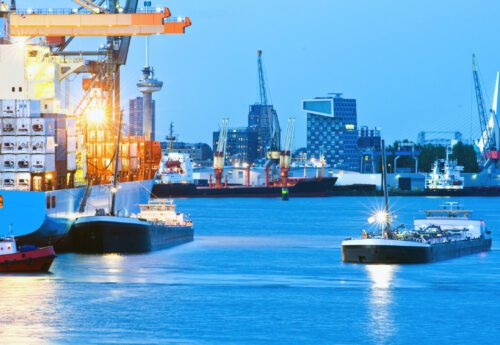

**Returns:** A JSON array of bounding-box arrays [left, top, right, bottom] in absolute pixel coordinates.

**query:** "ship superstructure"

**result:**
[[425, 146, 464, 190], [0, 1, 191, 246]]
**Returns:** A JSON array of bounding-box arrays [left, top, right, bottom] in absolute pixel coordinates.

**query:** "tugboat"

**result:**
[[341, 140, 492, 264], [0, 228, 56, 273]]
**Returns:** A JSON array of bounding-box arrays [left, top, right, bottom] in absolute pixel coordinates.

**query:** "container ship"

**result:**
[[0, 3, 190, 247]]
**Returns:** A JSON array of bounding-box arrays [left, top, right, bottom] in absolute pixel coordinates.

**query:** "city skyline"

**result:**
[[22, 0, 500, 147]]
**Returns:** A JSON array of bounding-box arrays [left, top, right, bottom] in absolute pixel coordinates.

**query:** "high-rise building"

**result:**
[[302, 94, 360, 171], [128, 96, 156, 138], [213, 127, 258, 164], [247, 104, 277, 158]]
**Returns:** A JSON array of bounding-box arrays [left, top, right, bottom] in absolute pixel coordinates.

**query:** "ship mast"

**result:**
[[380, 139, 392, 238], [110, 110, 123, 216]]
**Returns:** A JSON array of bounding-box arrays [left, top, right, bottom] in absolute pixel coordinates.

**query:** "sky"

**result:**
[[18, 0, 500, 147]]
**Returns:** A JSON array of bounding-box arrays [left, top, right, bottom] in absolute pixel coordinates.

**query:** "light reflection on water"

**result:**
[[0, 276, 59, 344], [366, 265, 398, 345]]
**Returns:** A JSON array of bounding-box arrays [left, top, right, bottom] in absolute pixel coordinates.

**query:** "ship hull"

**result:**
[[152, 177, 338, 198], [0, 179, 154, 248], [68, 216, 194, 253], [342, 238, 492, 264]]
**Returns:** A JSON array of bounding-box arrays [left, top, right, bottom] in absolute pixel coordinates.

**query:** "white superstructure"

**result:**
[[156, 152, 193, 184], [134, 199, 191, 226], [425, 147, 464, 190]]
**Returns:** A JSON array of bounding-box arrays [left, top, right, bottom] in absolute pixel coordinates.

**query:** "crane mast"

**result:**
[[213, 118, 229, 189], [279, 118, 295, 186], [472, 54, 500, 167]]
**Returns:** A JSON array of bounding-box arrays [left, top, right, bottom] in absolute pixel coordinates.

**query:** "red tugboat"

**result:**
[[0, 235, 56, 273]]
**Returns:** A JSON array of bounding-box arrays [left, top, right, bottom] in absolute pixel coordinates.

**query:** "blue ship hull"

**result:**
[[0, 180, 154, 247]]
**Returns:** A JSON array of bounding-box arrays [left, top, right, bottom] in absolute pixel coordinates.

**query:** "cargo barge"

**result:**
[[68, 199, 194, 253]]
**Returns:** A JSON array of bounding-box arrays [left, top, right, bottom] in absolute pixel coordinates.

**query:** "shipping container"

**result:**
[[1, 118, 15, 134], [0, 100, 16, 117], [66, 118, 77, 136], [16, 154, 30, 171], [2, 172, 15, 188], [130, 142, 138, 157], [16, 118, 31, 135], [67, 152, 76, 171], [15, 172, 31, 189], [15, 100, 41, 117], [2, 136, 16, 153], [67, 135, 77, 152], [1, 154, 15, 171], [16, 136, 31, 153]]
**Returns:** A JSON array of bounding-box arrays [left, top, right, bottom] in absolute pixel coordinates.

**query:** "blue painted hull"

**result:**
[[0, 180, 154, 247]]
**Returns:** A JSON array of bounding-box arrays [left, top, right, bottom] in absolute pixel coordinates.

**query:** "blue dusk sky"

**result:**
[[18, 0, 500, 146]]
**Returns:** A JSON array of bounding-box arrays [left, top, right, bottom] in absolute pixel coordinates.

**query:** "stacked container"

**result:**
[[0, 99, 56, 190]]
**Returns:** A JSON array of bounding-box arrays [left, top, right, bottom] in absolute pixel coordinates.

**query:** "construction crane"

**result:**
[[472, 54, 500, 168], [279, 118, 295, 186], [213, 118, 229, 189], [256, 50, 282, 185]]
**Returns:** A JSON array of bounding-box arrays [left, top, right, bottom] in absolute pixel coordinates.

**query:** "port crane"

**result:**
[[279, 118, 295, 186], [0, 0, 190, 184], [256, 50, 282, 185], [213, 118, 229, 188], [472, 54, 500, 169]]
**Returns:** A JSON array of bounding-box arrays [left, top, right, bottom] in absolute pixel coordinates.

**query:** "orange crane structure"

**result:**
[[0, 0, 191, 185]]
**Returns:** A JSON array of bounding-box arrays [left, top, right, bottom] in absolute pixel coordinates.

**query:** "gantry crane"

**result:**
[[213, 118, 229, 189], [279, 118, 295, 186], [472, 54, 500, 169], [1, 0, 191, 183]]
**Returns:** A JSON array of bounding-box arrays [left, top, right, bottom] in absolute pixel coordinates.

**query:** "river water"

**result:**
[[0, 197, 499, 344]]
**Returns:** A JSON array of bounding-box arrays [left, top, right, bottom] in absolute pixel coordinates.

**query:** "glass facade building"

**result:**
[[128, 97, 156, 139], [248, 104, 276, 158], [303, 95, 360, 171], [213, 127, 258, 164]]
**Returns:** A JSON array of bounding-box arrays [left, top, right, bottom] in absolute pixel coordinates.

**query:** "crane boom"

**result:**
[[257, 50, 268, 106], [472, 54, 492, 154], [8, 7, 191, 36]]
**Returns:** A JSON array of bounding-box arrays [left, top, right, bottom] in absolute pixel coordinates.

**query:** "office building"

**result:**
[[128, 96, 156, 138], [302, 93, 360, 171], [213, 127, 258, 164], [247, 104, 277, 158]]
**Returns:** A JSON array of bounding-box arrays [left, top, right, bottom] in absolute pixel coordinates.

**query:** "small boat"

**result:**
[[0, 235, 56, 273]]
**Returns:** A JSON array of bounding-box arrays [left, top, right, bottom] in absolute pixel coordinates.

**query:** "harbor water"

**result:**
[[1, 197, 499, 344]]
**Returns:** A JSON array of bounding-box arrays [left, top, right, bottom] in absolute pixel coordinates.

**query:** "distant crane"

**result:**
[[256, 50, 282, 185], [472, 54, 500, 168], [213, 119, 229, 188], [279, 118, 295, 186]]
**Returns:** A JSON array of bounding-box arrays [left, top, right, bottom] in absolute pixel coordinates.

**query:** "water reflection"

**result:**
[[366, 265, 397, 345], [0, 276, 59, 344]]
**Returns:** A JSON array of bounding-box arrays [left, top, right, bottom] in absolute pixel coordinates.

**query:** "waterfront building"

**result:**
[[417, 131, 463, 146], [248, 104, 277, 158], [302, 93, 360, 171], [358, 126, 381, 173], [128, 96, 156, 138], [213, 127, 258, 164]]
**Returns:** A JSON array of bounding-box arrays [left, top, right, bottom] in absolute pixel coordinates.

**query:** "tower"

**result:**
[[136, 13, 162, 140]]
